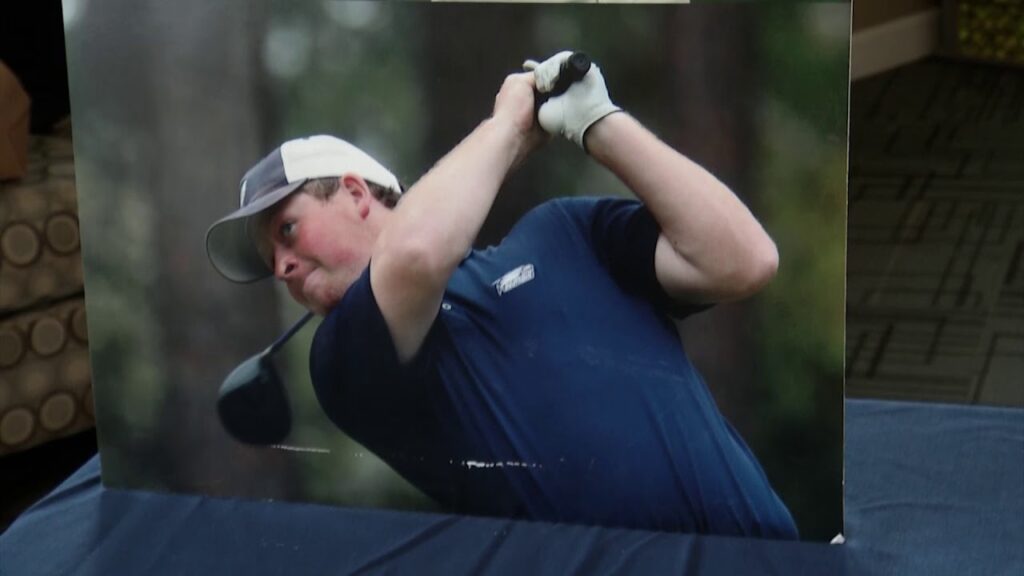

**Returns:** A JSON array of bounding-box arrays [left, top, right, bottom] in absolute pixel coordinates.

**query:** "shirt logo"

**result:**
[[493, 264, 535, 296]]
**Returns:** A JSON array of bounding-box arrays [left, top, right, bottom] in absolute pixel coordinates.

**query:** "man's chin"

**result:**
[[306, 301, 329, 316], [306, 296, 341, 317], [288, 291, 323, 316], [302, 283, 345, 316]]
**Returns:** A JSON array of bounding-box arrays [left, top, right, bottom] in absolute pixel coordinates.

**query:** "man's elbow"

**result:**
[[658, 234, 779, 303], [737, 239, 779, 297], [373, 235, 451, 291], [715, 239, 778, 301]]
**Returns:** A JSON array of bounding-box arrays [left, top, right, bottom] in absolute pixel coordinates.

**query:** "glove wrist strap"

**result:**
[[581, 108, 625, 154]]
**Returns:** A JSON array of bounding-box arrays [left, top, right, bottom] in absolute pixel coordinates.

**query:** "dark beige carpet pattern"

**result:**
[[847, 58, 1024, 407]]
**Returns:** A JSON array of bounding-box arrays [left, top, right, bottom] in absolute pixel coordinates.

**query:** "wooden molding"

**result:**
[[851, 8, 940, 81]]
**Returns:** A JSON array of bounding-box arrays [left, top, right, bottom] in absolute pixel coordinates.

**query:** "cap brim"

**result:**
[[205, 180, 305, 283]]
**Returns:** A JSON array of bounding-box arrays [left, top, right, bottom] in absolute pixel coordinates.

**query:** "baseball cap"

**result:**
[[205, 135, 401, 283]]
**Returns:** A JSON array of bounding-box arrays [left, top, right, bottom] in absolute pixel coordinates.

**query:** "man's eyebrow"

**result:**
[[254, 209, 279, 238]]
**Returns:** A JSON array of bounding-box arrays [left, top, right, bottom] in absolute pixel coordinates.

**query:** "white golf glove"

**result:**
[[523, 51, 622, 150]]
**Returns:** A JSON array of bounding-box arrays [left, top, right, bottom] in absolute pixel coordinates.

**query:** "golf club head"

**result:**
[[217, 353, 292, 445]]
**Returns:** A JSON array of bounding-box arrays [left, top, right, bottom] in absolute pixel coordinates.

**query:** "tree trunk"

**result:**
[[419, 3, 542, 246], [73, 0, 293, 497], [667, 6, 759, 437]]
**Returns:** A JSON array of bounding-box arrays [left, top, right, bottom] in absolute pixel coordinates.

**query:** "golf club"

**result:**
[[217, 311, 314, 445], [534, 51, 592, 113]]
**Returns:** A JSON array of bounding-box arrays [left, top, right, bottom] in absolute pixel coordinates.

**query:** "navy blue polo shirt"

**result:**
[[310, 197, 797, 539]]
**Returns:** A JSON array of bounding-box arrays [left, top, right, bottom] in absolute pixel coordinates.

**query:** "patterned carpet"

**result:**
[[847, 57, 1024, 407]]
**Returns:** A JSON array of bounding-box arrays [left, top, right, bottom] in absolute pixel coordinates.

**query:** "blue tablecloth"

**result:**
[[2, 399, 1021, 575], [844, 399, 1024, 575]]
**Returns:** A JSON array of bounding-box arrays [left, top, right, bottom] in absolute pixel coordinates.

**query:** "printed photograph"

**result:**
[[66, 0, 848, 541]]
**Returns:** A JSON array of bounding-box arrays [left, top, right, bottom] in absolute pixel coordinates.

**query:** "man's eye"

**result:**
[[280, 222, 296, 238]]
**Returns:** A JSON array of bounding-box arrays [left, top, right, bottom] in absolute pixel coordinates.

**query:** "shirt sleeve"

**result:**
[[584, 197, 712, 319], [309, 265, 433, 435]]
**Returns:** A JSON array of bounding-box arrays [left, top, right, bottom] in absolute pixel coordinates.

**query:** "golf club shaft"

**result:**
[[265, 311, 315, 356]]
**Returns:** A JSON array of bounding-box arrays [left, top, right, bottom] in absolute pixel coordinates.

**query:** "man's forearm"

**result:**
[[585, 113, 778, 302], [369, 72, 541, 362]]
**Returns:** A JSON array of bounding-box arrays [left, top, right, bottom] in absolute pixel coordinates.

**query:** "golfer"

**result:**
[[207, 52, 797, 539]]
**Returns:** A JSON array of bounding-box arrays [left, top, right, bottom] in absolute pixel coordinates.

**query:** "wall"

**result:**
[[853, 0, 940, 31]]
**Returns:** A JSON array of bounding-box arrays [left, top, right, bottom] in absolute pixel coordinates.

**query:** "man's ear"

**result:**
[[340, 174, 371, 219]]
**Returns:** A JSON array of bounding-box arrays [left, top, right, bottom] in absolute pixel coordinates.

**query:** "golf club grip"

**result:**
[[550, 52, 591, 96], [534, 52, 592, 112]]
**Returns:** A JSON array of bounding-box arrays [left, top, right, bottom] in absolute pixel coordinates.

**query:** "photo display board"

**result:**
[[67, 0, 849, 542]]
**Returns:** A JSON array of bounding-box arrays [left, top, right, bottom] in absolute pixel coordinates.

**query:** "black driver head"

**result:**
[[217, 353, 292, 445]]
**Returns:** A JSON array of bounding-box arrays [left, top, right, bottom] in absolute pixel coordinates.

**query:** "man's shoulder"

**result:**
[[524, 195, 643, 220], [511, 196, 608, 232], [508, 196, 642, 241], [528, 195, 604, 216]]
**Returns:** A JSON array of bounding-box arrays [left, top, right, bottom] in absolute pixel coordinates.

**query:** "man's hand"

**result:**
[[492, 72, 548, 169], [523, 51, 622, 149]]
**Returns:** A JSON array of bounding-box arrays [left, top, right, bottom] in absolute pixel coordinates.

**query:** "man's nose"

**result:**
[[274, 248, 299, 279]]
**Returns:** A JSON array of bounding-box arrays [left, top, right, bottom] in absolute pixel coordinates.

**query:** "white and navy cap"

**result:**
[[206, 135, 401, 283]]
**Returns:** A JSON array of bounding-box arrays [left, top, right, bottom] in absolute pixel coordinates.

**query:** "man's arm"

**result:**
[[370, 73, 544, 363], [584, 113, 779, 305]]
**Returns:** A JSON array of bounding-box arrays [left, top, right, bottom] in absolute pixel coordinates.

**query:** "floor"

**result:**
[[847, 57, 1024, 407]]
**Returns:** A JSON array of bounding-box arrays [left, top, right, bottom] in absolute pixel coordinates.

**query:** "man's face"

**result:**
[[257, 179, 376, 315]]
